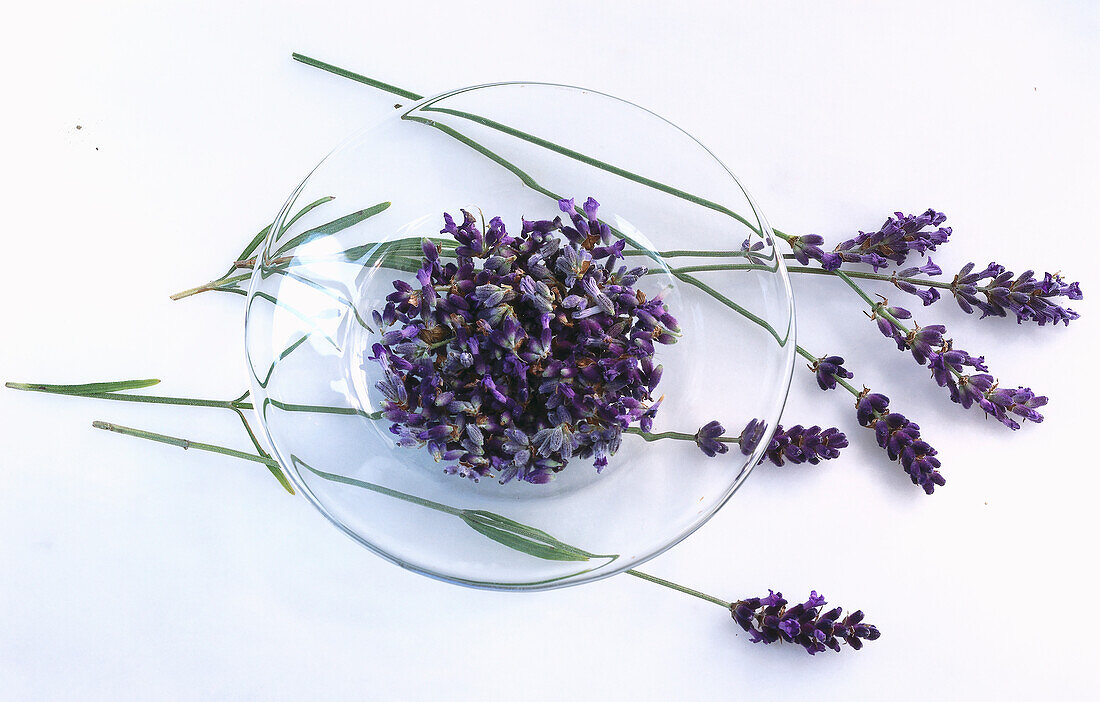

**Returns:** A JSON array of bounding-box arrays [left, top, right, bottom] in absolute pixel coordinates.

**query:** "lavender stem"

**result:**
[[626, 569, 731, 608]]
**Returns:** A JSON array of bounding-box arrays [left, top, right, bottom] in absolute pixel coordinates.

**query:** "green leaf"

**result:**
[[339, 236, 458, 265], [459, 510, 596, 562], [6, 379, 161, 394], [273, 201, 391, 258], [293, 458, 613, 562], [219, 196, 334, 280], [229, 224, 271, 272], [462, 519, 586, 561], [265, 462, 296, 495], [280, 195, 336, 235], [291, 53, 424, 101]]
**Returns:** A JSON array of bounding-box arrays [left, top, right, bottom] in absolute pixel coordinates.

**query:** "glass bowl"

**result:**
[[244, 82, 795, 590]]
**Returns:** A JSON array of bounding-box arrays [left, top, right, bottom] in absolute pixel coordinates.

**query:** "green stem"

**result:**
[[93, 421, 280, 467], [92, 419, 616, 564], [7, 382, 249, 410], [4, 380, 326, 491], [293, 457, 463, 515], [291, 53, 423, 101], [421, 105, 761, 236], [792, 265, 954, 291], [827, 269, 970, 385], [263, 397, 384, 421], [623, 426, 739, 444], [625, 248, 759, 259], [625, 569, 731, 608], [670, 270, 789, 346]]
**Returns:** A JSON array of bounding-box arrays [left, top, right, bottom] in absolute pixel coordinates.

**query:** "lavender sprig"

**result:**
[[731, 590, 880, 654], [869, 300, 1048, 430], [855, 388, 945, 493], [950, 262, 1081, 326], [624, 571, 879, 656], [629, 418, 849, 467], [830, 209, 951, 271], [771, 259, 1082, 327], [738, 419, 848, 467]]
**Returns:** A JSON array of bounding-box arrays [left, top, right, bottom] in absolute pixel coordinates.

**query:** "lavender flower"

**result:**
[[871, 303, 912, 350], [372, 197, 675, 484], [740, 237, 767, 265], [737, 418, 768, 456], [731, 590, 879, 654], [832, 209, 951, 271], [763, 425, 848, 466], [886, 258, 944, 305], [950, 262, 1082, 326], [811, 355, 853, 391], [977, 385, 1047, 431], [694, 420, 729, 457], [737, 419, 848, 466], [907, 324, 945, 365], [871, 303, 1048, 430], [855, 389, 945, 494], [789, 234, 841, 270]]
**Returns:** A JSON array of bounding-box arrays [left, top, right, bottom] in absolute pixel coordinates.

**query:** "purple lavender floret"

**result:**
[[789, 234, 842, 270], [740, 237, 767, 265], [737, 419, 848, 466], [832, 209, 951, 271], [811, 355, 853, 391], [950, 262, 1082, 326], [979, 385, 1048, 431], [855, 389, 945, 494], [898, 259, 943, 278], [694, 420, 729, 457], [731, 590, 880, 654], [737, 418, 768, 456], [371, 197, 675, 484], [872, 304, 912, 351], [892, 260, 942, 306], [907, 324, 946, 365]]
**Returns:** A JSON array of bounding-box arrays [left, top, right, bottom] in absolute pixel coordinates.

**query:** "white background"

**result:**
[[2, 1, 1097, 699]]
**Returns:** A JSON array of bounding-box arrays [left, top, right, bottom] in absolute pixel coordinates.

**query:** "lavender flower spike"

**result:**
[[872, 306, 1047, 429], [950, 262, 1082, 326], [832, 209, 951, 271], [855, 389, 945, 494], [737, 419, 848, 467], [763, 425, 848, 466], [731, 590, 880, 654]]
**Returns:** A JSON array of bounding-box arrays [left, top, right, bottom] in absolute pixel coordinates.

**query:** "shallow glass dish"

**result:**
[[245, 82, 795, 590]]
